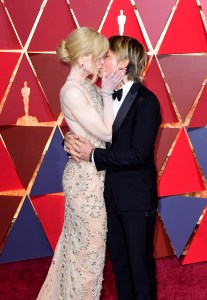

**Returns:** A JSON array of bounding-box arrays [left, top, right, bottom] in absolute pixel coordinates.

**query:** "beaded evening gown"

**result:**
[[37, 80, 107, 300]]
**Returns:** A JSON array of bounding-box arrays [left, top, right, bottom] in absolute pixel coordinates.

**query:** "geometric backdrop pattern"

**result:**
[[0, 0, 207, 267]]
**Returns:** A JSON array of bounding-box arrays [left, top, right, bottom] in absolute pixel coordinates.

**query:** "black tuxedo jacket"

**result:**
[[94, 82, 162, 211]]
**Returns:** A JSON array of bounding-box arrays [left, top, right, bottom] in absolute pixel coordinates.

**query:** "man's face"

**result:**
[[98, 50, 118, 78]]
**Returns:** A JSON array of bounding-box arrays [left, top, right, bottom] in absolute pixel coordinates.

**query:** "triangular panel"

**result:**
[[0, 53, 20, 103], [134, 0, 176, 48], [0, 2, 21, 49], [30, 127, 68, 195], [153, 213, 174, 258], [4, 0, 43, 45], [1, 126, 53, 189], [0, 137, 23, 192], [0, 55, 55, 125], [70, 0, 109, 29], [144, 56, 178, 123], [29, 53, 69, 120], [0, 196, 53, 263], [183, 209, 207, 264], [158, 128, 205, 196], [188, 84, 207, 127], [28, 0, 76, 51], [31, 195, 64, 250], [158, 196, 207, 257], [187, 128, 207, 180], [101, 0, 148, 50], [159, 0, 207, 54], [154, 128, 179, 173], [0, 196, 22, 252], [158, 55, 207, 122]]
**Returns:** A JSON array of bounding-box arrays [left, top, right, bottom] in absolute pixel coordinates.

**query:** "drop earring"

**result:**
[[80, 64, 84, 74]]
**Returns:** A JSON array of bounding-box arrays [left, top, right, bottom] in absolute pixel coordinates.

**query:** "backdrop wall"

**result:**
[[0, 0, 207, 267]]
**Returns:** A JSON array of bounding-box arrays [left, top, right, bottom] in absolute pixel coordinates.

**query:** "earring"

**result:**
[[80, 64, 84, 74]]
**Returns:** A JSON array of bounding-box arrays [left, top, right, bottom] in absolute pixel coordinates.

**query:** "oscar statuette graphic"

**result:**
[[17, 81, 38, 125], [117, 9, 126, 35]]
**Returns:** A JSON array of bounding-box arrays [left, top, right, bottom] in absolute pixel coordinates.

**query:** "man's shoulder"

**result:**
[[136, 83, 159, 105]]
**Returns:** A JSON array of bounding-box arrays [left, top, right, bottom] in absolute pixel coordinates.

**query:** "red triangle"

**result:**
[[158, 128, 205, 196], [159, 0, 207, 54], [189, 84, 207, 128], [145, 56, 178, 123], [154, 214, 174, 258], [0, 196, 22, 252], [1, 126, 53, 189], [0, 55, 55, 125], [0, 53, 20, 103], [28, 0, 76, 51], [0, 138, 23, 192], [4, 0, 43, 45], [29, 53, 69, 120], [101, 0, 148, 51], [31, 195, 64, 250], [0, 2, 21, 49], [182, 209, 207, 264], [134, 0, 176, 48], [155, 128, 179, 173], [158, 55, 207, 122], [70, 0, 109, 29], [60, 124, 69, 137]]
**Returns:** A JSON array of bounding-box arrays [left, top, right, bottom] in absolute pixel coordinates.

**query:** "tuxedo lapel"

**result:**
[[112, 82, 141, 140]]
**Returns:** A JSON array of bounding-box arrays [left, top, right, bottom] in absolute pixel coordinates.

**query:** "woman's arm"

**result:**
[[61, 69, 125, 142], [61, 85, 113, 142]]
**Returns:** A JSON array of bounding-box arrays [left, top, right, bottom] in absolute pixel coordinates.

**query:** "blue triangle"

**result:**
[[30, 126, 69, 195], [0, 196, 53, 263], [158, 196, 207, 258], [187, 128, 207, 180]]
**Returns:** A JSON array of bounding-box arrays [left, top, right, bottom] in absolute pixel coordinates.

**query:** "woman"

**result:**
[[36, 27, 125, 300]]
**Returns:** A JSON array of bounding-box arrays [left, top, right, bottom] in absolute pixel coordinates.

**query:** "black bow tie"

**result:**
[[112, 89, 123, 101]]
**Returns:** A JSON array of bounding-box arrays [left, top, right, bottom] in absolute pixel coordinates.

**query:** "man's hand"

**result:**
[[64, 132, 94, 162]]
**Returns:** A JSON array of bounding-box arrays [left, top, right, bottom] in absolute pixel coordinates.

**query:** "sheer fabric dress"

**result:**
[[37, 80, 107, 300]]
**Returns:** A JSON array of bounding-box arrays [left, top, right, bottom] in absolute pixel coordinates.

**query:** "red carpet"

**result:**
[[0, 255, 207, 300]]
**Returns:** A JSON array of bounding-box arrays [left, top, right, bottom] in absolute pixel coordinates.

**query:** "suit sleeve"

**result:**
[[94, 95, 162, 171]]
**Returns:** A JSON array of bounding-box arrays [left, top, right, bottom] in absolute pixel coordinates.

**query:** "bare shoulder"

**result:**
[[60, 82, 86, 105]]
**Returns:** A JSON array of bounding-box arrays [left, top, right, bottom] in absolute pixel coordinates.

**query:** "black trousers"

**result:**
[[106, 200, 157, 300]]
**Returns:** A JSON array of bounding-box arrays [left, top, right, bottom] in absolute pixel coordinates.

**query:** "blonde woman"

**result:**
[[36, 27, 125, 300]]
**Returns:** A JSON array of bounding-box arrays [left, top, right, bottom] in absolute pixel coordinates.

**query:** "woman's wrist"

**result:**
[[101, 89, 113, 97]]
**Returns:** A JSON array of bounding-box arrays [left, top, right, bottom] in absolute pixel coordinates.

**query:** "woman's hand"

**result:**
[[101, 66, 126, 92]]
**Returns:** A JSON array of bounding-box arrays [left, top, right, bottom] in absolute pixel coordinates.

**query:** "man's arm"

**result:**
[[64, 95, 161, 170], [72, 95, 161, 171], [94, 96, 162, 171]]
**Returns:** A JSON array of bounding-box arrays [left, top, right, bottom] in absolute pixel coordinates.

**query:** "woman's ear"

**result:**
[[77, 56, 84, 66]]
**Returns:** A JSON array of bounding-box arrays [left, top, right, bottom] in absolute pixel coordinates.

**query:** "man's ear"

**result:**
[[118, 59, 129, 69]]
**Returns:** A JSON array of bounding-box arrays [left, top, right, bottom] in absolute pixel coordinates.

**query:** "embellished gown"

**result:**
[[37, 80, 107, 300]]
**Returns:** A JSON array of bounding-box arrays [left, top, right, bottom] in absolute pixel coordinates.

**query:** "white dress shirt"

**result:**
[[112, 80, 134, 118]]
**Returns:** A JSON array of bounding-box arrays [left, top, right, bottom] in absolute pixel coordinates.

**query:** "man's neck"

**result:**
[[115, 76, 129, 90]]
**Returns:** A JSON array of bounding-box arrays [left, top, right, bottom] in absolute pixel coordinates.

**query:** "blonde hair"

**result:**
[[109, 36, 147, 82], [56, 27, 109, 83]]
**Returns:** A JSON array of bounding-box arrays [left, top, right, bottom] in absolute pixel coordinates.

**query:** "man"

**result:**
[[65, 35, 162, 300]]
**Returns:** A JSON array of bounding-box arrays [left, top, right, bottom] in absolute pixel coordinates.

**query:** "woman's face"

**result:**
[[81, 53, 105, 75]]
